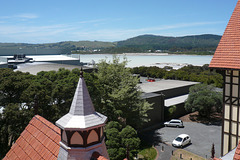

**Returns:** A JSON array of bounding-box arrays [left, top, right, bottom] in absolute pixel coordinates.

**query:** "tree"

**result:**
[[120, 125, 140, 158], [90, 56, 152, 128], [184, 84, 222, 118], [131, 65, 223, 88], [105, 121, 140, 160], [0, 69, 34, 106]]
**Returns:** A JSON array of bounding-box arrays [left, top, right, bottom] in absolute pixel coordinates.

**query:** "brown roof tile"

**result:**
[[233, 141, 240, 160], [209, 1, 240, 70], [234, 154, 240, 160], [3, 115, 61, 160], [92, 151, 109, 160]]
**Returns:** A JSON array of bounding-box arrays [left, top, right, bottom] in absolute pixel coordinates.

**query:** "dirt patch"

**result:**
[[179, 111, 222, 125]]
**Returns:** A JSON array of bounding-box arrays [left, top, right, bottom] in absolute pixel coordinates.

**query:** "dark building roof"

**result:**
[[209, 1, 240, 70]]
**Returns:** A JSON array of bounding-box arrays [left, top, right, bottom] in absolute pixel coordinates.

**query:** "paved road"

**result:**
[[154, 122, 221, 158], [154, 143, 176, 160]]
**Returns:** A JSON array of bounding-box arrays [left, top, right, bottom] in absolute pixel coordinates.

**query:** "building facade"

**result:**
[[209, 0, 240, 156], [139, 79, 198, 128]]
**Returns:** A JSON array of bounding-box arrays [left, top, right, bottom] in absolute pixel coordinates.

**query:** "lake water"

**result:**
[[0, 54, 213, 69], [70, 54, 213, 69]]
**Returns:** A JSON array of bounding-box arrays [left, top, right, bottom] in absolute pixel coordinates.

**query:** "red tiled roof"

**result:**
[[234, 141, 240, 160], [209, 1, 240, 70], [3, 115, 61, 160]]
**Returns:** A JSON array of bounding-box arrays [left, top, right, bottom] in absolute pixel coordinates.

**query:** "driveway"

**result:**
[[154, 122, 221, 158]]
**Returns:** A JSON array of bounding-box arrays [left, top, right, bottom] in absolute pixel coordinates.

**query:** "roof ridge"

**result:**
[[34, 115, 60, 135]]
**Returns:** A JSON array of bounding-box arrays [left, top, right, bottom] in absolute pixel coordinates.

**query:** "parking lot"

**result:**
[[154, 122, 221, 158]]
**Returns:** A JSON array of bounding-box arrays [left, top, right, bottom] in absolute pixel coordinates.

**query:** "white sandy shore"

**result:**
[[147, 62, 189, 69], [122, 53, 168, 56]]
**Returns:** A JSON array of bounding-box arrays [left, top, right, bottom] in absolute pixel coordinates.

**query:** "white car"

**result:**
[[164, 119, 183, 128], [172, 134, 191, 148]]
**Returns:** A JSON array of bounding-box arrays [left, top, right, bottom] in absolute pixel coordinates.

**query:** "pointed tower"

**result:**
[[56, 69, 108, 159]]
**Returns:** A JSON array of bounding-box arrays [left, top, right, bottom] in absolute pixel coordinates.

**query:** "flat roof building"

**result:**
[[139, 79, 199, 128]]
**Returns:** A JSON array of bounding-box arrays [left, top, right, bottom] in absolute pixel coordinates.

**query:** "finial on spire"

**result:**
[[80, 67, 83, 78]]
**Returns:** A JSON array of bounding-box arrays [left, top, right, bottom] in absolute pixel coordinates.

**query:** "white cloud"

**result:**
[[0, 13, 38, 21], [15, 13, 38, 19], [0, 20, 225, 43], [77, 19, 107, 24]]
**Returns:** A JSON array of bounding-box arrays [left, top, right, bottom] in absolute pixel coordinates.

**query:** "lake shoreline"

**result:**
[[71, 53, 213, 56]]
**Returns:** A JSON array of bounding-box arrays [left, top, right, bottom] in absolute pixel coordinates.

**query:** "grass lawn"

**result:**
[[171, 149, 205, 160], [138, 146, 157, 160]]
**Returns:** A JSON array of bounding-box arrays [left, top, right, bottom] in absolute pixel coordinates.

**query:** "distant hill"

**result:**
[[113, 34, 221, 54], [0, 34, 221, 55]]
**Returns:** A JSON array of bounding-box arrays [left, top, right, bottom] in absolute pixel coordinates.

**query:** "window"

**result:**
[[71, 132, 83, 145], [87, 130, 98, 144]]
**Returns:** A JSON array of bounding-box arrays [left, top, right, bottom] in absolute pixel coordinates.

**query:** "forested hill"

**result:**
[[113, 34, 221, 54], [0, 34, 221, 55]]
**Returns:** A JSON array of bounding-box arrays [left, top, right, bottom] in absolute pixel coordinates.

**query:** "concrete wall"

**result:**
[[143, 95, 164, 128]]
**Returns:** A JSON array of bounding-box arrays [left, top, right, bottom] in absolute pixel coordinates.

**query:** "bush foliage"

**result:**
[[131, 64, 223, 88]]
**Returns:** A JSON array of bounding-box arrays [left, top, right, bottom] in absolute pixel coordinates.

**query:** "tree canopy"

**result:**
[[131, 65, 223, 88], [105, 121, 140, 160], [89, 56, 152, 128], [184, 84, 222, 118]]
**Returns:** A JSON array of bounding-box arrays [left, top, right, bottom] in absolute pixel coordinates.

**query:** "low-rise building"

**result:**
[[139, 78, 199, 128]]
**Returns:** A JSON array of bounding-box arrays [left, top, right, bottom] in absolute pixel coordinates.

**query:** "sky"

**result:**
[[0, 0, 238, 43]]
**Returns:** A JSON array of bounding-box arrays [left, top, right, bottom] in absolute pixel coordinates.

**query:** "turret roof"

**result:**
[[56, 73, 107, 130]]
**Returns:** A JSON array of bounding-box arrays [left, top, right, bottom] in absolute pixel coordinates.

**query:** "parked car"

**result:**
[[164, 119, 183, 128], [172, 134, 191, 148]]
